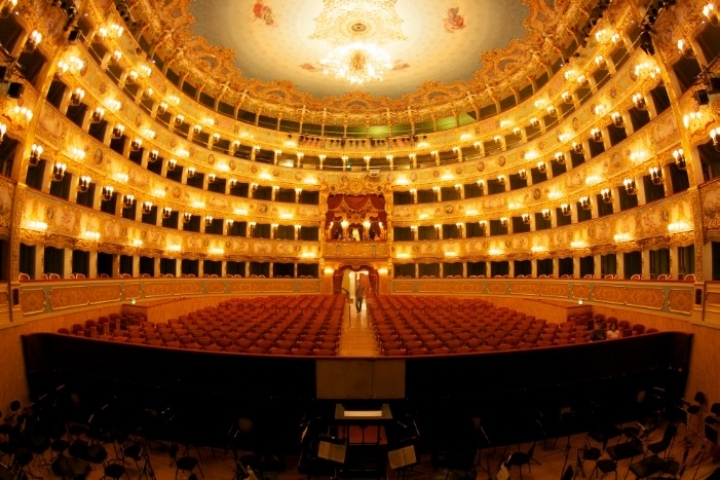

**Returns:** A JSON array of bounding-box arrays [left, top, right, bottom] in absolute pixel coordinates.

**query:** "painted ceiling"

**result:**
[[188, 0, 531, 98]]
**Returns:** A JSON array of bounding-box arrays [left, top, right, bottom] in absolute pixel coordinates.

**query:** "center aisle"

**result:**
[[337, 298, 380, 357]]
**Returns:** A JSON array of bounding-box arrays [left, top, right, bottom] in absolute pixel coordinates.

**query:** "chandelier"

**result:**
[[312, 0, 405, 86], [320, 42, 392, 85]]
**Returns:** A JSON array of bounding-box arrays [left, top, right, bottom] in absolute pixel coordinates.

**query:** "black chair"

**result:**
[[577, 441, 602, 478], [100, 458, 130, 480], [594, 459, 618, 479], [685, 392, 707, 436], [561, 465, 574, 480], [643, 423, 678, 461], [506, 443, 535, 480], [176, 454, 203, 479]]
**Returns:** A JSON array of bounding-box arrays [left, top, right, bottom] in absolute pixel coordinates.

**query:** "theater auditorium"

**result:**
[[1, 0, 720, 478]]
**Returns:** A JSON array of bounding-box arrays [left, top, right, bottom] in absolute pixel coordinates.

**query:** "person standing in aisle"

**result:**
[[355, 283, 365, 313]]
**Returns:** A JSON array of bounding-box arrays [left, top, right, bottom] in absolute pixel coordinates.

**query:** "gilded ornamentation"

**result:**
[[206, 282, 227, 294], [125, 0, 591, 118], [417, 282, 452, 294], [626, 288, 665, 309], [573, 285, 591, 300], [593, 286, 625, 304], [20, 289, 45, 315], [299, 281, 321, 293], [393, 281, 415, 293], [89, 285, 122, 304], [49, 286, 90, 310], [486, 282, 506, 294], [123, 284, 142, 299], [668, 289, 694, 313]]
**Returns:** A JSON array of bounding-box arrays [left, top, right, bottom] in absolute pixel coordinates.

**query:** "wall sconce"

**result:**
[[611, 112, 624, 128], [0, 122, 5, 142], [174, 115, 185, 126], [186, 167, 196, 178], [649, 166, 663, 185], [536, 161, 546, 173], [623, 178, 637, 195], [123, 194, 135, 209], [521, 213, 530, 224], [530, 117, 539, 128], [579, 196, 591, 210], [142, 201, 153, 214], [29, 143, 43, 166], [677, 39, 694, 58], [497, 175, 506, 185], [478, 220, 487, 228], [193, 124, 202, 135], [711, 128, 720, 151], [555, 152, 566, 165], [162, 206, 172, 219], [542, 209, 551, 220], [673, 149, 686, 169], [91, 107, 105, 123], [1, 0, 18, 17], [600, 188, 612, 204], [148, 149, 159, 162], [112, 124, 124, 139], [500, 217, 508, 227], [512, 127, 521, 136], [204, 215, 213, 226], [167, 158, 177, 171], [212, 133, 221, 143], [572, 141, 583, 153], [70, 87, 85, 106], [561, 91, 572, 103], [476, 179, 485, 189], [229, 178, 237, 189], [227, 219, 235, 230], [207, 173, 216, 183], [157, 102, 168, 115], [632, 93, 647, 111], [101, 185, 114, 201], [560, 203, 572, 216], [518, 169, 527, 180], [546, 105, 557, 117], [250, 183, 259, 191], [295, 187, 302, 202], [183, 212, 193, 223], [231, 140, 241, 153], [432, 185, 440, 198], [51, 162, 66, 182], [590, 128, 603, 143], [454, 184, 462, 191], [130, 138, 142, 151], [493, 135, 502, 143], [78, 175, 91, 193], [25, 29, 42, 52], [703, 3, 719, 26]]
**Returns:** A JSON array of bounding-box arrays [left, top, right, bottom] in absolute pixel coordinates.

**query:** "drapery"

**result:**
[[326, 194, 387, 240], [326, 194, 387, 225]]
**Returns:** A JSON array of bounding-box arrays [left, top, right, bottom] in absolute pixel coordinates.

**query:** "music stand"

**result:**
[[317, 439, 346, 480], [388, 444, 421, 480]]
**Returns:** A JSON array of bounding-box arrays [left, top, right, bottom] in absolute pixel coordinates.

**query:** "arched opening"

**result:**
[[332, 264, 379, 297]]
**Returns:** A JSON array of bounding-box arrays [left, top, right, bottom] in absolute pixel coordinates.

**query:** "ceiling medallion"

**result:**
[[312, 0, 407, 85]]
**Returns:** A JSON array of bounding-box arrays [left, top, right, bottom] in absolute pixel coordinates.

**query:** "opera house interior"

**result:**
[[2, 0, 720, 478]]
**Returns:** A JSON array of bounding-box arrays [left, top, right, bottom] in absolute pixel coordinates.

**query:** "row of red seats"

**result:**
[[58, 295, 345, 356]]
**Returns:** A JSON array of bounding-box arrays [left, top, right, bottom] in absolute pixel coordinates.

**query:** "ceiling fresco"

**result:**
[[188, 0, 531, 98]]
